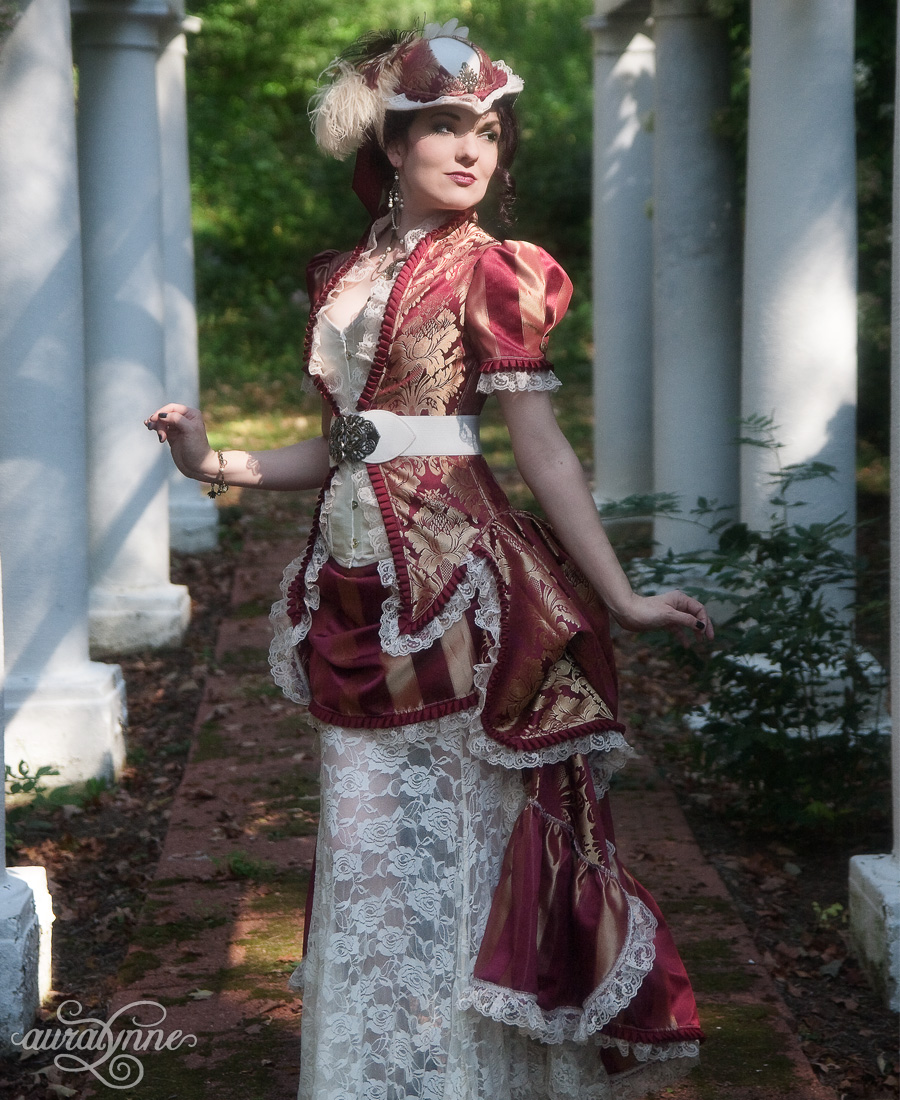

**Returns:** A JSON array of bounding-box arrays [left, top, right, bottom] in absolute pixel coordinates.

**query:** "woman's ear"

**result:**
[[385, 140, 405, 171]]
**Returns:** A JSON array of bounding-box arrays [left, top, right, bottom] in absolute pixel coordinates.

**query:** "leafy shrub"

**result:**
[[616, 418, 890, 834]]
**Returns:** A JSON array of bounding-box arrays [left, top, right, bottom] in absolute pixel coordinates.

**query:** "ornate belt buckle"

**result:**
[[329, 414, 381, 465]]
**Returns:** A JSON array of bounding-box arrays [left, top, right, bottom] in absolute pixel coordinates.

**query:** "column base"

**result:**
[[89, 583, 190, 655], [169, 475, 219, 553], [6, 868, 54, 1004], [4, 661, 127, 786], [849, 853, 900, 1012], [0, 873, 40, 1055]]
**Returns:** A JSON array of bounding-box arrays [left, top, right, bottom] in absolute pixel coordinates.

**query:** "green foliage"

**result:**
[[5, 760, 61, 852], [186, 0, 595, 415], [626, 419, 889, 835], [214, 848, 279, 881]]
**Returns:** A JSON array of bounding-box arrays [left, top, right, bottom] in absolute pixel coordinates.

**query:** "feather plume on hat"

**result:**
[[310, 30, 415, 159]]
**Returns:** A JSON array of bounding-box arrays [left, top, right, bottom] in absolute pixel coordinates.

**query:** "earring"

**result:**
[[387, 170, 403, 232]]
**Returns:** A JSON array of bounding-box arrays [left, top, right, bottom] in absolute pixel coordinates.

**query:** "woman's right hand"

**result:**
[[144, 403, 218, 483]]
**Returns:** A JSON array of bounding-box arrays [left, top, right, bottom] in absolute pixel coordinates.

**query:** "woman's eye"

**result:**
[[480, 130, 500, 142]]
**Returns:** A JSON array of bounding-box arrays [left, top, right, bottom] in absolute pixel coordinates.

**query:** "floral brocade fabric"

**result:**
[[291, 213, 624, 755]]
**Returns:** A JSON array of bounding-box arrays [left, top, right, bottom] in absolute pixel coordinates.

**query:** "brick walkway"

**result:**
[[84, 535, 836, 1100]]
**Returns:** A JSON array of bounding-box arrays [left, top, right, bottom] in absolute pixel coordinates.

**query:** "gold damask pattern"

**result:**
[[309, 218, 620, 749]]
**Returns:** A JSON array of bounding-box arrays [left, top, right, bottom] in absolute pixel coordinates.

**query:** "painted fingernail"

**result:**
[[158, 412, 168, 419], [695, 619, 704, 630]]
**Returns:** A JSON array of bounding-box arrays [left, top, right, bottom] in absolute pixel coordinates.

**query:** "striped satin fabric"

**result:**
[[303, 558, 484, 728]]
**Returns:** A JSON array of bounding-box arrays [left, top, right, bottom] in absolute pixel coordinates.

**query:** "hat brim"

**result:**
[[384, 75, 524, 114]]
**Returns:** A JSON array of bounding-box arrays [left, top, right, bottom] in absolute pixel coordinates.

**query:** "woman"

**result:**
[[146, 21, 712, 1100]]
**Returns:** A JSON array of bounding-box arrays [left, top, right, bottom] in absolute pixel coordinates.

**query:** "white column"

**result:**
[[73, 3, 191, 654], [587, 9, 655, 507], [848, 2, 900, 1014], [158, 20, 218, 553], [741, 0, 856, 552], [0, 0, 126, 786], [650, 0, 741, 552], [0, 553, 41, 1050]]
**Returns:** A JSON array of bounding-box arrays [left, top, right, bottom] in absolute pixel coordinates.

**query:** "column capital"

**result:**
[[159, 14, 201, 52], [71, 0, 185, 49], [71, 0, 185, 17], [651, 0, 709, 19], [590, 0, 650, 18], [585, 12, 653, 54]]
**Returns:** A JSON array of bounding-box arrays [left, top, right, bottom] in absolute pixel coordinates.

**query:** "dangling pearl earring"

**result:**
[[387, 170, 403, 233]]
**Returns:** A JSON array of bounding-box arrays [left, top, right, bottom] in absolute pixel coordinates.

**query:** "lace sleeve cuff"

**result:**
[[477, 369, 562, 395]]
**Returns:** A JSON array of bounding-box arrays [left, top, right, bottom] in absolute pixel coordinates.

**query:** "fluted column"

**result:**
[[650, 0, 741, 552], [587, 7, 654, 508], [0, 553, 42, 1052], [849, 1, 900, 1013], [73, 1, 190, 653], [158, 19, 218, 552], [0, 0, 125, 787], [741, 0, 857, 557]]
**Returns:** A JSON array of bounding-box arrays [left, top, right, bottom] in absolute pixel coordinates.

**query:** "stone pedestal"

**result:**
[[650, 0, 741, 553], [0, 873, 40, 1054], [849, 855, 900, 1011], [73, 4, 190, 653], [158, 22, 218, 553], [587, 10, 655, 510], [0, 0, 126, 783], [740, 0, 857, 555]]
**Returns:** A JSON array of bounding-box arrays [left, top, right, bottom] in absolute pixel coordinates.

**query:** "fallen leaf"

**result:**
[[188, 989, 214, 1000]]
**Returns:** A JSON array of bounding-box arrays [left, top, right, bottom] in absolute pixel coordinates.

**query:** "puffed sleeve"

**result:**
[[466, 240, 573, 394]]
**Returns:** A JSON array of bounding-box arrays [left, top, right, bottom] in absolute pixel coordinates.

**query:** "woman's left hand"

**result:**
[[611, 590, 714, 642]]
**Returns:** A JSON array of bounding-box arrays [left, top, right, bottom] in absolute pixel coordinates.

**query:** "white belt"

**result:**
[[329, 411, 481, 465]]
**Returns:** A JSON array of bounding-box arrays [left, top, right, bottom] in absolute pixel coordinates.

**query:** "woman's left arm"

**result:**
[[497, 390, 713, 640]]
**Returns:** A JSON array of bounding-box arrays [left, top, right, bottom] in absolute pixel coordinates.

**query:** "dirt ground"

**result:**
[[2, 492, 898, 1100]]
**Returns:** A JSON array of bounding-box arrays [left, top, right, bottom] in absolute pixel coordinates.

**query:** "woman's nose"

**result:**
[[456, 134, 478, 164]]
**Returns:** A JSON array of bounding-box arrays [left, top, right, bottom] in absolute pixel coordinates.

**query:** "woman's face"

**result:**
[[387, 105, 501, 225]]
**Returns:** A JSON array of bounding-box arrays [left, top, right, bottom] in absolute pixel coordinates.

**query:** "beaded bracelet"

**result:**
[[207, 451, 229, 498]]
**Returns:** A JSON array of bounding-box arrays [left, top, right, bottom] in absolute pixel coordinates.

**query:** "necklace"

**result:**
[[371, 240, 406, 281]]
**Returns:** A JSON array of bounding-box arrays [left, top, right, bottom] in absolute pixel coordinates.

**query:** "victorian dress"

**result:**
[[268, 211, 704, 1100]]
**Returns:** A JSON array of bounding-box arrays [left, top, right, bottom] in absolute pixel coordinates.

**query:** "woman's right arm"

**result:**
[[144, 402, 333, 492]]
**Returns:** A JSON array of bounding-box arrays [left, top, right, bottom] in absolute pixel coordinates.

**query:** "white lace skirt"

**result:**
[[293, 719, 691, 1100]]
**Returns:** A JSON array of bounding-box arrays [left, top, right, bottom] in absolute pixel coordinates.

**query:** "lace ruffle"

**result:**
[[477, 369, 562, 394], [376, 553, 483, 657], [268, 532, 331, 705], [458, 855, 658, 1043]]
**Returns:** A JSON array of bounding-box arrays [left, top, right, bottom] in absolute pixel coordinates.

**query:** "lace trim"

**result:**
[[268, 532, 331, 705], [468, 727, 634, 771], [610, 1052, 701, 1100], [477, 369, 562, 394], [458, 885, 658, 1044], [376, 553, 483, 657]]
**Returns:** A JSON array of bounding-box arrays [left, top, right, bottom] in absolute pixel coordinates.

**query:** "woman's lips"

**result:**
[[447, 173, 476, 186]]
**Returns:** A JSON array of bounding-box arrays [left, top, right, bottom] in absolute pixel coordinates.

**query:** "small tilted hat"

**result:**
[[310, 19, 523, 213]]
